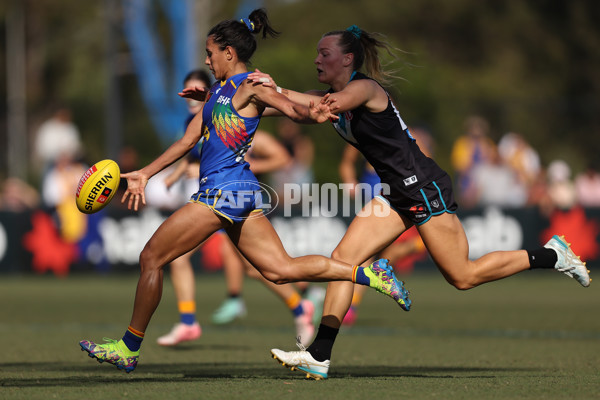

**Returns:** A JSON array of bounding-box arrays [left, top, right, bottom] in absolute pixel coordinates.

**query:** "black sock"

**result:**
[[527, 248, 558, 269], [307, 324, 339, 362], [228, 293, 240, 299]]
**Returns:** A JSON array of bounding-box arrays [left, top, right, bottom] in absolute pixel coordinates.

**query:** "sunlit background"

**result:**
[[0, 0, 599, 276]]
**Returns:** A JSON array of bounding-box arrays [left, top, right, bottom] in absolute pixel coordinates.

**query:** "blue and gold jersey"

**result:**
[[198, 72, 261, 188], [189, 72, 265, 223]]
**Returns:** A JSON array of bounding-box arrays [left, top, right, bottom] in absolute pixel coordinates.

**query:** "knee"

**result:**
[[331, 247, 351, 263], [331, 248, 342, 261], [444, 273, 476, 291], [139, 243, 160, 273], [441, 267, 477, 291], [257, 258, 293, 284], [260, 269, 289, 285]]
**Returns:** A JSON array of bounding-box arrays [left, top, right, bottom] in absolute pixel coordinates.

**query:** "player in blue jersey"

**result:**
[[248, 25, 590, 380], [78, 10, 409, 373], [160, 74, 318, 345]]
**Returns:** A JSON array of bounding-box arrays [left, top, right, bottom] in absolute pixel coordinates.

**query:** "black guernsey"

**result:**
[[330, 72, 448, 206]]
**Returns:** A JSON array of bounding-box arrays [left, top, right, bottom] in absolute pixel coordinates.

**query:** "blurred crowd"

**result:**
[[1, 109, 600, 250], [449, 115, 600, 214]]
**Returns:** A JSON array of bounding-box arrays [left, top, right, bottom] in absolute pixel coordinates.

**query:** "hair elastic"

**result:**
[[240, 18, 255, 32], [346, 24, 362, 39]]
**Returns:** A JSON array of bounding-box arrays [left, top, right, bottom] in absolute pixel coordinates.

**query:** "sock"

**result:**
[[351, 265, 370, 286], [307, 324, 339, 362], [285, 292, 303, 317], [228, 293, 240, 299], [351, 291, 363, 307], [528, 248, 558, 269], [178, 300, 196, 325], [122, 326, 144, 352]]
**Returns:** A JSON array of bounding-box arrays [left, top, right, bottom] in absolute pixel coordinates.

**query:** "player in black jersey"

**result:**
[[249, 24, 590, 380], [78, 12, 409, 374]]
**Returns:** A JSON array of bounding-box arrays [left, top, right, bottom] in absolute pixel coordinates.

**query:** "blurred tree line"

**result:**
[[1, 0, 599, 186]]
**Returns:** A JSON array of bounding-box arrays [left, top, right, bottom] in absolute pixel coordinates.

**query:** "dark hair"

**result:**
[[323, 26, 399, 84], [207, 8, 280, 64], [183, 69, 212, 87]]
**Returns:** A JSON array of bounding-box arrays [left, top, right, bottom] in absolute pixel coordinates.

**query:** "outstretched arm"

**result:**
[[121, 110, 205, 211], [247, 69, 327, 118], [250, 69, 388, 116], [248, 81, 336, 124], [178, 86, 209, 102]]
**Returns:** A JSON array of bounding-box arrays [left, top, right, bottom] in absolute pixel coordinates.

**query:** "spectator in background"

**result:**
[[450, 115, 496, 207], [470, 145, 528, 208], [527, 168, 553, 215], [0, 177, 40, 212], [34, 108, 83, 173], [575, 162, 600, 207], [41, 153, 88, 242], [498, 132, 541, 189], [546, 160, 577, 211], [270, 118, 315, 199]]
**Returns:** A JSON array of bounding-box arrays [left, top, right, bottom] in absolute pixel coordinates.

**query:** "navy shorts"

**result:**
[[380, 174, 458, 225]]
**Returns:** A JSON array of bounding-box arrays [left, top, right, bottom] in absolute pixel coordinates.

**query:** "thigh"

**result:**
[[333, 197, 412, 264], [145, 202, 226, 267], [416, 212, 470, 275], [226, 212, 291, 274]]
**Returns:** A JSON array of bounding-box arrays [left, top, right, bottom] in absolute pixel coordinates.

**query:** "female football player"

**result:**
[[78, 11, 408, 373], [246, 25, 590, 380]]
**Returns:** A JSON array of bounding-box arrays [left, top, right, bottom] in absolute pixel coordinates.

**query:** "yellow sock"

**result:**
[[285, 292, 302, 310], [351, 291, 363, 307], [178, 300, 196, 314]]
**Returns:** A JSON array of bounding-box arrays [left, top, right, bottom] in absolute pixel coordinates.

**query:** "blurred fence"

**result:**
[[0, 205, 598, 276]]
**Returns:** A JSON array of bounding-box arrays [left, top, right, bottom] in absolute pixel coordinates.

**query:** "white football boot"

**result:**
[[271, 343, 330, 380], [544, 235, 591, 287]]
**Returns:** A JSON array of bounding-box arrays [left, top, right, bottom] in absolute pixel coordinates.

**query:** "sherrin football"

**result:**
[[75, 159, 120, 214]]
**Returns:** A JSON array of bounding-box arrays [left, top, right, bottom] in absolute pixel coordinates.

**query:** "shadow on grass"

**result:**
[[163, 343, 251, 351], [0, 361, 541, 388]]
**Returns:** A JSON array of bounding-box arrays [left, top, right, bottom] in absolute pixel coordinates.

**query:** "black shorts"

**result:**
[[380, 174, 458, 225]]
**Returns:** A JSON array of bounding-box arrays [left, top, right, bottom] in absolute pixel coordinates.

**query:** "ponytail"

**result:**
[[208, 8, 280, 64], [323, 26, 400, 85]]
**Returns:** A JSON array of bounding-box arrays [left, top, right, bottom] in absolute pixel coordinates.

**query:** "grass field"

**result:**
[[0, 271, 598, 400]]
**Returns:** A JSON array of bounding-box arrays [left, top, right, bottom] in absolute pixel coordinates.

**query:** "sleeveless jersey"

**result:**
[[331, 72, 447, 205], [197, 72, 260, 189]]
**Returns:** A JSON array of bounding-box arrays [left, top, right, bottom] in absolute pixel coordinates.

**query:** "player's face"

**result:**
[[315, 35, 347, 85], [184, 78, 208, 114], [205, 37, 227, 80]]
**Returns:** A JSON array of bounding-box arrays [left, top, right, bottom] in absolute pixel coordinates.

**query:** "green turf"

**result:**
[[0, 271, 598, 400]]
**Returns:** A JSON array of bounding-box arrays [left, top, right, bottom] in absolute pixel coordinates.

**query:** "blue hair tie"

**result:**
[[240, 18, 255, 32], [346, 25, 361, 39]]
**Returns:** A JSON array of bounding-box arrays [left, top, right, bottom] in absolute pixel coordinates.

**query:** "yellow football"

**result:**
[[75, 159, 121, 214]]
